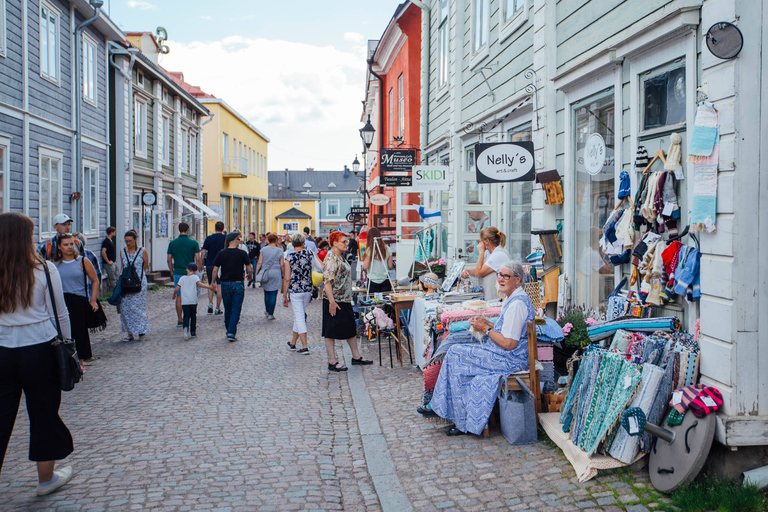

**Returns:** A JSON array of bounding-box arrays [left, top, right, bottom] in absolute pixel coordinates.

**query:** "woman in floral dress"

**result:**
[[282, 234, 320, 354], [120, 230, 151, 341]]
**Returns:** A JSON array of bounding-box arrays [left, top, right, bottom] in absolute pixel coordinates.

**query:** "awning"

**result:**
[[166, 193, 201, 217], [187, 197, 221, 219]]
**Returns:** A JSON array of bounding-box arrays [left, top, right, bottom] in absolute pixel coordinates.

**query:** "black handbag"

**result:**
[[120, 248, 144, 294], [43, 262, 83, 391], [82, 260, 108, 332]]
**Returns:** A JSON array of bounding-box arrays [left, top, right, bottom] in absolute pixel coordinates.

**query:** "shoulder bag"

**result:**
[[121, 248, 144, 295], [43, 262, 83, 391], [256, 250, 278, 285], [82, 259, 108, 332]]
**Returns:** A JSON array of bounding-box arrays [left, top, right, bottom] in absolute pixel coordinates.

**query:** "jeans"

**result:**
[[264, 290, 278, 315], [251, 258, 258, 282], [102, 261, 119, 296], [290, 292, 312, 334], [182, 304, 197, 334], [221, 281, 245, 336]]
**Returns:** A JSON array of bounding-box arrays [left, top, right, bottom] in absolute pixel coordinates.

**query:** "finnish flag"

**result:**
[[418, 206, 442, 223]]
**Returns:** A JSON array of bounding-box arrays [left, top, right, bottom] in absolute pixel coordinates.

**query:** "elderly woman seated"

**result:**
[[420, 260, 535, 436]]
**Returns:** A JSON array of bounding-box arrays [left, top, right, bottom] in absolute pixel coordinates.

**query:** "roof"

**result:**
[[74, 1, 125, 41], [268, 170, 364, 200], [275, 207, 312, 220], [167, 71, 217, 100]]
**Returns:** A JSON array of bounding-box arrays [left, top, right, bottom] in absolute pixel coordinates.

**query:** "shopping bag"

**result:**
[[498, 377, 537, 445]]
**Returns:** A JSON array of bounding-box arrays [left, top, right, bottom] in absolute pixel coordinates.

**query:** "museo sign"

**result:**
[[412, 165, 449, 191], [380, 149, 416, 186], [475, 142, 535, 184]]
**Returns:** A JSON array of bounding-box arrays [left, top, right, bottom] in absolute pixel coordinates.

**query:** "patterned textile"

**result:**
[[440, 306, 503, 326], [286, 249, 314, 294], [323, 250, 352, 302], [430, 293, 535, 435], [119, 248, 151, 336], [449, 317, 499, 333], [670, 384, 706, 414], [587, 317, 681, 342], [689, 103, 720, 233], [642, 352, 678, 452]]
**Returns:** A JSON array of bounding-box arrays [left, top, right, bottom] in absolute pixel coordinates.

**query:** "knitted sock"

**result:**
[[689, 387, 722, 418], [666, 409, 685, 426], [670, 384, 706, 414]]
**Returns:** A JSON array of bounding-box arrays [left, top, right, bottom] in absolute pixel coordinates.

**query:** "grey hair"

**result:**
[[291, 233, 306, 248], [500, 260, 525, 280]]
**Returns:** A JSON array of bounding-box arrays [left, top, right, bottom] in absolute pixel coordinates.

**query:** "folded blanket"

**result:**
[[587, 317, 681, 341], [449, 317, 499, 333]]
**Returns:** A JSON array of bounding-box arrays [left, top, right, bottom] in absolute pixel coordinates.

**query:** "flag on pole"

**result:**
[[418, 206, 441, 223]]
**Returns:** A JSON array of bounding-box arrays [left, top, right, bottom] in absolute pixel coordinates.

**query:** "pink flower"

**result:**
[[562, 323, 573, 336], [585, 317, 598, 326]]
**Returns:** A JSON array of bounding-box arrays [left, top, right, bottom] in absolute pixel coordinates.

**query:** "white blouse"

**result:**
[[0, 261, 72, 348]]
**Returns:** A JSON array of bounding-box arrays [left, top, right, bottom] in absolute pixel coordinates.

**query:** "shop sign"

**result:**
[[475, 142, 535, 184], [412, 165, 449, 191], [142, 190, 157, 206], [380, 149, 415, 186], [583, 133, 606, 175], [350, 207, 369, 215], [369, 193, 390, 206]]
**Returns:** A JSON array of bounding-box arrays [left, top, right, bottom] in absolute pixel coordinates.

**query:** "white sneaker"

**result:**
[[268, 314, 275, 320], [183, 327, 190, 340], [37, 466, 74, 496]]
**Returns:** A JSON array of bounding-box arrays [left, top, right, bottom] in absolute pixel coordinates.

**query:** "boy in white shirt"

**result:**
[[173, 263, 215, 340]]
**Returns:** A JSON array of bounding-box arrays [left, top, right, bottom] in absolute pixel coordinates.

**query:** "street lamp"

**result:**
[[360, 116, 375, 149], [352, 155, 360, 173], [359, 115, 376, 227]]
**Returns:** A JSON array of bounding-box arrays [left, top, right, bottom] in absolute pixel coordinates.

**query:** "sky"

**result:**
[[106, 0, 405, 172]]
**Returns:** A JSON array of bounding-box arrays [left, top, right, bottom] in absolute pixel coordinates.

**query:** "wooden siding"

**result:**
[[181, 184, 197, 198], [0, 0, 24, 108], [82, 142, 109, 237], [79, 21, 108, 141], [29, 124, 72, 236], [1, 114, 25, 212], [426, 0, 456, 143]]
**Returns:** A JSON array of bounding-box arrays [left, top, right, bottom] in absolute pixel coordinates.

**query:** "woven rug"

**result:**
[[689, 103, 720, 233]]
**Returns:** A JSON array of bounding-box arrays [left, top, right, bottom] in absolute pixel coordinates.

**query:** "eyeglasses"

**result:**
[[338, 240, 349, 245], [497, 273, 514, 281]]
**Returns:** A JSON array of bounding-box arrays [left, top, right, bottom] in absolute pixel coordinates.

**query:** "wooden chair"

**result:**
[[483, 320, 540, 438]]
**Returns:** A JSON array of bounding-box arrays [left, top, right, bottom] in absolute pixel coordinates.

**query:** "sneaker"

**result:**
[[214, 309, 223, 315], [177, 321, 183, 327], [207, 304, 214, 314], [183, 327, 190, 340], [227, 334, 237, 342], [287, 342, 297, 350], [37, 466, 74, 496], [297, 348, 309, 355], [268, 314, 275, 320], [190, 333, 197, 338]]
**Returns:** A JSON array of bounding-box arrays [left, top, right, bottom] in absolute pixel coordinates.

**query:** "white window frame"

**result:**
[[39, 0, 60, 85], [0, 135, 9, 213], [437, 0, 449, 92], [388, 88, 393, 142], [222, 133, 229, 169], [162, 87, 169, 104], [189, 131, 197, 176], [351, 198, 364, 209], [82, 33, 97, 106], [136, 69, 143, 86], [161, 114, 170, 165], [499, 0, 529, 43], [326, 198, 340, 217], [38, 146, 63, 238], [470, 0, 490, 69], [0, 0, 7, 58], [398, 74, 405, 138], [82, 161, 99, 235], [134, 95, 147, 158], [180, 126, 189, 171]]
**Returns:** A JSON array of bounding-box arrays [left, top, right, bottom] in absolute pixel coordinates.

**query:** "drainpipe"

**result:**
[[411, 0, 430, 158], [73, 0, 103, 232], [366, 58, 385, 215]]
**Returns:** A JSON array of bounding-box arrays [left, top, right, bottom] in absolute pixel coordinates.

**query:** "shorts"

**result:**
[[173, 274, 183, 296], [205, 265, 219, 285]]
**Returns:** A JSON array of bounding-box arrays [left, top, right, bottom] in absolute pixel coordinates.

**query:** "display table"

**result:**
[[390, 294, 420, 366]]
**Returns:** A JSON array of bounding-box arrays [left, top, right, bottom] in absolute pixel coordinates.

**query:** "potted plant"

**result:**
[[553, 305, 600, 374], [428, 258, 447, 278]]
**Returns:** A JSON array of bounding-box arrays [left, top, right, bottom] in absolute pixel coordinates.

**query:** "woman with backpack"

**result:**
[[119, 230, 150, 341]]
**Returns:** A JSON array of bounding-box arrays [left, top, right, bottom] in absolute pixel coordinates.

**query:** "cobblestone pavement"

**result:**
[[2, 286, 663, 511]]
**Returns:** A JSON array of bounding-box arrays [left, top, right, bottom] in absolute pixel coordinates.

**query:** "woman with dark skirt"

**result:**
[[0, 213, 75, 495], [53, 233, 99, 369], [322, 231, 372, 371]]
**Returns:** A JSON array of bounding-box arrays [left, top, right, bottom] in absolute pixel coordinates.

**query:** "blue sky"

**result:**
[[107, 0, 406, 171]]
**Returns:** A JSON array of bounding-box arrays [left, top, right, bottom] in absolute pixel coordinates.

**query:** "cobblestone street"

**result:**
[[2, 286, 659, 512]]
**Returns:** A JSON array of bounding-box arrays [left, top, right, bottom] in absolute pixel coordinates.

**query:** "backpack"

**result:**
[[121, 248, 144, 295]]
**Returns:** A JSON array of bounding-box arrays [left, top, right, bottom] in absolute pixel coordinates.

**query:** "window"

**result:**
[[189, 132, 197, 175], [39, 149, 62, 234], [0, 0, 6, 58], [161, 115, 170, 164], [134, 96, 147, 157], [40, 1, 60, 83], [181, 103, 187, 117], [398, 74, 404, 138], [504, 0, 525, 21], [438, 0, 449, 89], [180, 127, 188, 171], [232, 197, 241, 230], [83, 164, 98, 234], [82, 34, 97, 105], [222, 133, 229, 169], [506, 122, 533, 261], [220, 195, 230, 229], [162, 88, 168, 104], [239, 142, 243, 171], [0, 139, 8, 212], [642, 62, 686, 132], [136, 69, 143, 86], [388, 88, 393, 142], [326, 199, 339, 217], [472, 0, 489, 53], [351, 198, 364, 208]]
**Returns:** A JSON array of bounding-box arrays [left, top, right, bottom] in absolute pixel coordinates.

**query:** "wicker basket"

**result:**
[[524, 282, 542, 312], [543, 393, 565, 413]]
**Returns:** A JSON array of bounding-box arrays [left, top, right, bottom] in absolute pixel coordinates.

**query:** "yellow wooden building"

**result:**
[[267, 201, 315, 236]]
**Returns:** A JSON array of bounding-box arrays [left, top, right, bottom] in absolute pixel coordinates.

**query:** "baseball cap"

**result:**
[[187, 262, 198, 271], [52, 214, 72, 225]]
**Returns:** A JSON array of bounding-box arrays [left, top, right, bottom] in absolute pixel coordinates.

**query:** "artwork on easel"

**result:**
[[441, 261, 465, 292]]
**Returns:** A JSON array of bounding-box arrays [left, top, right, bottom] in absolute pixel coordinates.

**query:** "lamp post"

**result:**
[[357, 116, 375, 221]]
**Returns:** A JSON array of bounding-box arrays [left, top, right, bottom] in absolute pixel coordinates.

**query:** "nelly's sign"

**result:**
[[411, 165, 449, 191], [475, 142, 535, 183], [380, 149, 416, 186]]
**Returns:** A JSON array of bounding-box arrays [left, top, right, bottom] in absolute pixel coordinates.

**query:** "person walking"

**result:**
[[322, 231, 372, 371], [100, 227, 118, 296], [167, 222, 201, 326], [254, 233, 284, 320], [212, 232, 252, 341], [0, 212, 75, 496], [74, 233, 102, 296], [259, 233, 268, 248], [201, 221, 226, 314], [361, 227, 393, 293], [245, 232, 261, 288], [346, 230, 359, 282], [119, 230, 151, 342], [282, 234, 320, 354], [173, 263, 216, 340], [52, 234, 99, 368], [303, 226, 318, 254], [37, 213, 82, 260]]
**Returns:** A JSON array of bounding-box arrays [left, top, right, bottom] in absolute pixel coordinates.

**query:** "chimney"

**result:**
[[306, 168, 314, 171], [343, 165, 350, 178]]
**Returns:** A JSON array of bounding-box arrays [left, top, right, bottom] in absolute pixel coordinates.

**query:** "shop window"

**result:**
[[506, 122, 532, 262], [573, 91, 616, 310], [642, 62, 685, 132], [232, 197, 241, 231], [220, 195, 230, 230]]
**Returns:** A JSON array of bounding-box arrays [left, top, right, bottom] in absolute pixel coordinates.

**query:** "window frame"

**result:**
[[38, 146, 63, 238], [326, 198, 340, 217], [133, 95, 148, 158], [39, 0, 61, 85], [0, 135, 9, 213], [189, 131, 197, 176], [82, 161, 99, 235], [162, 87, 169, 104], [437, 0, 449, 91], [388, 88, 394, 143], [0, 0, 7, 59], [82, 32, 98, 106], [470, 0, 490, 68], [136, 69, 144, 86], [222, 133, 230, 170], [638, 58, 687, 137], [180, 126, 189, 172], [499, 0, 529, 43], [398, 74, 405, 138], [161, 113, 170, 165]]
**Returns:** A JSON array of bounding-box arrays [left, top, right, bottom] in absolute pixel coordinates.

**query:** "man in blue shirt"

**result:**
[[201, 221, 226, 314], [303, 226, 318, 254]]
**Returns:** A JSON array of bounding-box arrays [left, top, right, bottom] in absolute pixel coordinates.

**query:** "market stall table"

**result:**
[[390, 293, 420, 366]]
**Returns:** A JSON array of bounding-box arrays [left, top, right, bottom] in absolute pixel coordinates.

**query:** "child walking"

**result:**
[[173, 263, 215, 340]]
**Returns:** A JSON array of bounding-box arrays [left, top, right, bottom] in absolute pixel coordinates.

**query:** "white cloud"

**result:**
[[126, 0, 157, 10], [163, 36, 367, 171], [344, 32, 364, 43], [200, 15, 212, 20]]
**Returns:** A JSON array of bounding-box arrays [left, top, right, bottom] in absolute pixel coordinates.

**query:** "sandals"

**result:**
[[446, 427, 466, 436], [122, 336, 135, 342], [351, 357, 373, 365], [328, 362, 348, 372]]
